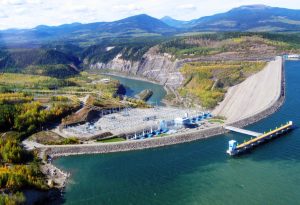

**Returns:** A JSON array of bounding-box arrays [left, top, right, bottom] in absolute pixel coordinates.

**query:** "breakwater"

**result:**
[[45, 126, 225, 157]]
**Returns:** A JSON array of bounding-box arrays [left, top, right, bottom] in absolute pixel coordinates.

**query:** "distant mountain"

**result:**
[[0, 14, 176, 47], [160, 16, 188, 28], [2, 5, 300, 47], [188, 5, 300, 32], [104, 14, 176, 34]]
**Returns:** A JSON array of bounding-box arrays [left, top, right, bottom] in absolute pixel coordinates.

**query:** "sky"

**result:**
[[0, 0, 300, 30]]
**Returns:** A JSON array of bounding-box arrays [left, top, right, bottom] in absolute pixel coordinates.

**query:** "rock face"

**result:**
[[88, 47, 184, 89]]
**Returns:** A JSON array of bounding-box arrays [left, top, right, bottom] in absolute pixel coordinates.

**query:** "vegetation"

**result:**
[[0, 192, 25, 205], [0, 132, 48, 204], [124, 97, 152, 108], [179, 61, 266, 108], [0, 49, 80, 78], [208, 119, 225, 124], [136, 89, 153, 101], [0, 73, 68, 91], [81, 40, 158, 64], [66, 72, 119, 95], [96, 136, 125, 143], [24, 64, 78, 78], [159, 32, 300, 59], [29, 131, 79, 145], [0, 92, 80, 136]]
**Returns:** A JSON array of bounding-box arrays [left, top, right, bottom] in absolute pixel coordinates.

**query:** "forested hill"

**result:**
[[0, 49, 81, 78], [1, 32, 300, 80]]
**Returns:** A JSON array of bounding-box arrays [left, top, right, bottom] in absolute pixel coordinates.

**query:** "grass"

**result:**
[[0, 73, 66, 90], [208, 119, 225, 124], [97, 137, 126, 143], [29, 131, 79, 145], [0, 72, 120, 98]]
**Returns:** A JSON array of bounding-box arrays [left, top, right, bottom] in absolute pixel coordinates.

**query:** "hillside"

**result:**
[[189, 5, 300, 32], [0, 49, 81, 78], [1, 32, 300, 81]]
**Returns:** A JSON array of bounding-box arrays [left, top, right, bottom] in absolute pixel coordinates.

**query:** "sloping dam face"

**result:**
[[213, 57, 282, 123]]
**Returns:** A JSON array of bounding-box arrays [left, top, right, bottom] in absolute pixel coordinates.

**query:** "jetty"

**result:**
[[226, 121, 293, 156]]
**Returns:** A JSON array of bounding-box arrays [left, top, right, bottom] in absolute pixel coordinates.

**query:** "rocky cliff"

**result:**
[[88, 46, 184, 89]]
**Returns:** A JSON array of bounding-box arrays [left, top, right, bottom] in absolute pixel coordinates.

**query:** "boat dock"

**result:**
[[226, 121, 293, 156]]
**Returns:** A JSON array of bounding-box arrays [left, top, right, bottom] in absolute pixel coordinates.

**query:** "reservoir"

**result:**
[[54, 61, 300, 205]]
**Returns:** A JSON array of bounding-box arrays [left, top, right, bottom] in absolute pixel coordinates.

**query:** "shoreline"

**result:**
[[96, 71, 179, 106]]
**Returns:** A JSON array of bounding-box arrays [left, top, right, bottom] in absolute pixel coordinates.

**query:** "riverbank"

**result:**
[[95, 71, 181, 106]]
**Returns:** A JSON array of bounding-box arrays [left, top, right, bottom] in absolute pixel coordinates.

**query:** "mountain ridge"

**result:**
[[2, 5, 300, 46]]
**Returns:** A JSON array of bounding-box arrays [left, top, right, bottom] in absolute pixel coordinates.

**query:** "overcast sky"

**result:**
[[1, 0, 300, 30]]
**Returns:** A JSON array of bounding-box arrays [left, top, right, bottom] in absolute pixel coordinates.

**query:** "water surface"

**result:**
[[110, 75, 167, 106], [54, 61, 300, 205]]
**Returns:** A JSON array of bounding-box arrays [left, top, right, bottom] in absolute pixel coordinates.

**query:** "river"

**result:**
[[54, 60, 300, 205], [109, 75, 167, 106]]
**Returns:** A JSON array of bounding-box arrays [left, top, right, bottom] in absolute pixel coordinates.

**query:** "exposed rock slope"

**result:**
[[89, 47, 184, 89]]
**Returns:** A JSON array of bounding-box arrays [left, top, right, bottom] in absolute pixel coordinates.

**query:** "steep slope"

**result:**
[[0, 49, 81, 78]]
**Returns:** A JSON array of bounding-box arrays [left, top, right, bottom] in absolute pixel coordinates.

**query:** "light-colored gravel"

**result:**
[[213, 56, 282, 123]]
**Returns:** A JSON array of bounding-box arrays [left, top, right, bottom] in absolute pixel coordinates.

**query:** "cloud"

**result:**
[[27, 0, 42, 4], [0, 13, 8, 18], [14, 7, 27, 14], [0, 0, 300, 30], [2, 0, 25, 5], [68, 5, 91, 12], [177, 4, 197, 11], [112, 4, 143, 13]]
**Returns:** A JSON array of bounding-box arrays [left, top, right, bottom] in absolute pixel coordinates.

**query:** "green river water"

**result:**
[[109, 75, 167, 106], [54, 61, 300, 205]]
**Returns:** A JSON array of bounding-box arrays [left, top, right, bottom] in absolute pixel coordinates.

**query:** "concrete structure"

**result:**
[[213, 57, 282, 123], [227, 121, 293, 156], [224, 126, 262, 137]]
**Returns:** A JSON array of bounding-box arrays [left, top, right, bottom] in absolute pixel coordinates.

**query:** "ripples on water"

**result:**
[[54, 61, 300, 205]]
